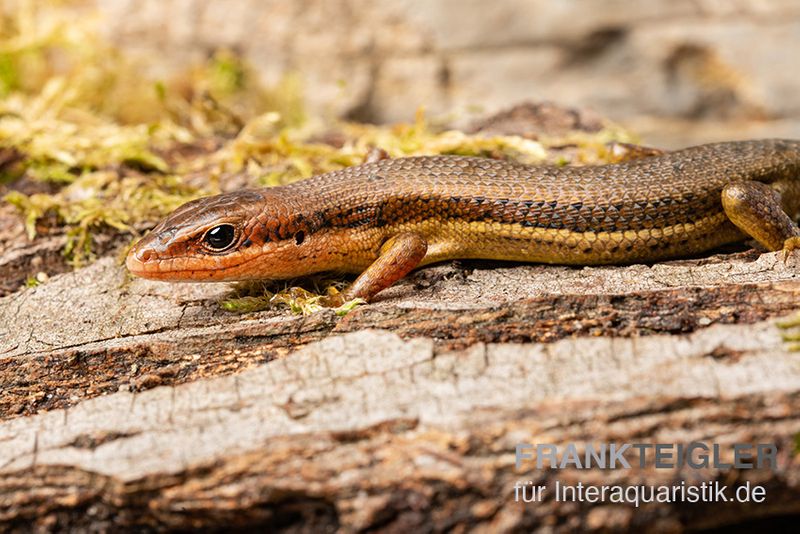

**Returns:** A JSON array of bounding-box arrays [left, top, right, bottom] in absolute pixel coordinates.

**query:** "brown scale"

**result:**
[[127, 139, 800, 302]]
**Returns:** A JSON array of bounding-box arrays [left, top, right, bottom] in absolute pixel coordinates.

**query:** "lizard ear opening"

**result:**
[[294, 231, 305, 245]]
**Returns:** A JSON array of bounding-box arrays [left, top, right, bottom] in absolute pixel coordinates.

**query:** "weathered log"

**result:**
[[1, 323, 799, 531], [2, 248, 799, 417]]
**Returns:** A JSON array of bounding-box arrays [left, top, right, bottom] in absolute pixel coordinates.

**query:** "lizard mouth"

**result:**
[[125, 251, 236, 281], [125, 236, 288, 282]]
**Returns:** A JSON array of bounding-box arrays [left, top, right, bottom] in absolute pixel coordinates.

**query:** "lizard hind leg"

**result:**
[[721, 180, 800, 260]]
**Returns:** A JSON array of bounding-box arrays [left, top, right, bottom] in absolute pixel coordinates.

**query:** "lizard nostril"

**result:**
[[136, 248, 156, 262]]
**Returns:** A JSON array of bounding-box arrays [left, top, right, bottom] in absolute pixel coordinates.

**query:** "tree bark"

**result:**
[[1, 233, 800, 530]]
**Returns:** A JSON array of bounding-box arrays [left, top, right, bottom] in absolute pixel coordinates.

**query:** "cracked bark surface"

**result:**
[[1, 325, 799, 532], [1, 224, 800, 531], [2, 247, 799, 417]]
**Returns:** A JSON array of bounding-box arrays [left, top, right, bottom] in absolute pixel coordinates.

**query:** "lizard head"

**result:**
[[126, 189, 322, 281]]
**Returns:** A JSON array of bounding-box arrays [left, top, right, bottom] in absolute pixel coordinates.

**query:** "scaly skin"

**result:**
[[127, 139, 800, 301]]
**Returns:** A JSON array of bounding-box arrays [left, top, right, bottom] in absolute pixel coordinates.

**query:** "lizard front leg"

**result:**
[[343, 232, 428, 302]]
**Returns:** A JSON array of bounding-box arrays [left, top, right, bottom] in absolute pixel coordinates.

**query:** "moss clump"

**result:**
[[220, 279, 364, 316], [0, 2, 308, 266], [5, 171, 200, 265], [777, 313, 800, 352]]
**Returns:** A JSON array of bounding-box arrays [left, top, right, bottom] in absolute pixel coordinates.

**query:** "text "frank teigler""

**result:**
[[515, 442, 777, 470]]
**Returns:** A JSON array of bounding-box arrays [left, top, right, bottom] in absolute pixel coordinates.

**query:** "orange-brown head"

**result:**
[[126, 189, 329, 281]]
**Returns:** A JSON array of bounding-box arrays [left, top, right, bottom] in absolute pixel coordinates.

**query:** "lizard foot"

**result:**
[[781, 236, 800, 263]]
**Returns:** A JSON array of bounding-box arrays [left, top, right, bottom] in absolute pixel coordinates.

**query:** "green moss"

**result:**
[[220, 278, 363, 316], [219, 275, 363, 315], [208, 49, 247, 95], [777, 314, 800, 329], [334, 298, 367, 316], [0, 53, 18, 96], [220, 295, 273, 314], [5, 171, 202, 265], [777, 313, 800, 352], [0, 4, 316, 265]]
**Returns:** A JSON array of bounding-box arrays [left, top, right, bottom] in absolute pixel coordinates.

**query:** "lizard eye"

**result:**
[[203, 224, 236, 250]]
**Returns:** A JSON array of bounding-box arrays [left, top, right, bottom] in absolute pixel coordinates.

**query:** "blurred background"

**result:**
[[58, 0, 800, 147]]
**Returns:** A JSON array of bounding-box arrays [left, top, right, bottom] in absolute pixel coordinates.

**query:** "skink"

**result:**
[[127, 139, 800, 302]]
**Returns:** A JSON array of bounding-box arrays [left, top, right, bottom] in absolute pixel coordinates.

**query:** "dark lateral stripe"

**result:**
[[365, 195, 722, 234], [300, 192, 722, 237]]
